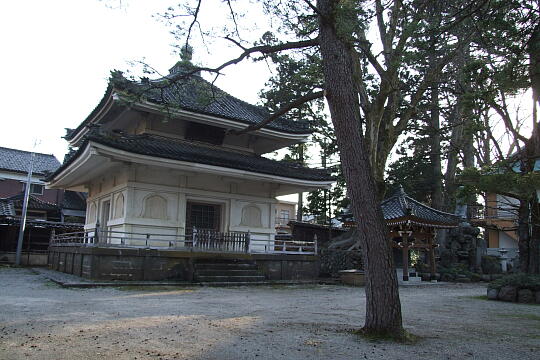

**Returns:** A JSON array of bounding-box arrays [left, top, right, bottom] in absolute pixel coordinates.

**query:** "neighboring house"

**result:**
[[46, 52, 334, 281], [472, 193, 519, 262], [275, 200, 296, 234], [0, 147, 86, 264]]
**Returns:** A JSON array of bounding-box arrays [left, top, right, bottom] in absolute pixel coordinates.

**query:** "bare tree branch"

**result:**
[[302, 0, 323, 17], [229, 90, 324, 135], [225, 0, 241, 39], [185, 0, 202, 48], [488, 92, 528, 143], [197, 38, 319, 75]]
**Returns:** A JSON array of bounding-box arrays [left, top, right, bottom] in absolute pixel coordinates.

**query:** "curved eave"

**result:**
[[386, 216, 459, 229], [67, 88, 116, 147], [66, 88, 312, 146], [48, 141, 334, 195]]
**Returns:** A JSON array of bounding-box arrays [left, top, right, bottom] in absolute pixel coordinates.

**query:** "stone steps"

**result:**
[[193, 258, 266, 283], [196, 275, 267, 282], [196, 269, 262, 277], [195, 263, 258, 270]]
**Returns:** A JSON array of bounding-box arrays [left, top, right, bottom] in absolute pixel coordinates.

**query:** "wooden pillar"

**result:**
[[402, 245, 409, 281], [400, 230, 411, 281], [428, 236, 437, 280]]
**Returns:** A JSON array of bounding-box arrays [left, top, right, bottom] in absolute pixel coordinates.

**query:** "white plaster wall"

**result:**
[[82, 164, 279, 249]]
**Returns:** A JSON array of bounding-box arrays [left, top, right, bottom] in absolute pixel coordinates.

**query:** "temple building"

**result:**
[[46, 50, 333, 281]]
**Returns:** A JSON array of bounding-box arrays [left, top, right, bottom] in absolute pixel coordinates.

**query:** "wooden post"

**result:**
[[402, 245, 409, 281], [400, 230, 411, 281], [429, 237, 437, 281]]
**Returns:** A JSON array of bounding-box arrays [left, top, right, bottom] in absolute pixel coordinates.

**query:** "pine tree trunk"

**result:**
[[297, 144, 304, 221], [529, 196, 540, 274], [317, 0, 403, 336], [518, 199, 530, 273], [430, 84, 444, 209]]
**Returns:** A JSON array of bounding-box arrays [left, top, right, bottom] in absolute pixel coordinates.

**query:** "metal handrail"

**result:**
[[50, 227, 317, 255]]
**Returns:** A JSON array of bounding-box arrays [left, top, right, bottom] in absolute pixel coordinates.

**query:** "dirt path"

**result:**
[[0, 268, 538, 359]]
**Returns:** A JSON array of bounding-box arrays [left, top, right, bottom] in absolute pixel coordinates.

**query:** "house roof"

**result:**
[[52, 132, 333, 183], [0, 147, 60, 176], [381, 187, 460, 227], [0, 217, 84, 230], [65, 64, 311, 141], [7, 193, 59, 211]]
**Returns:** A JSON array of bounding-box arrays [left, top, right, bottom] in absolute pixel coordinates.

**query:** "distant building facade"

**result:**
[[0, 147, 86, 264]]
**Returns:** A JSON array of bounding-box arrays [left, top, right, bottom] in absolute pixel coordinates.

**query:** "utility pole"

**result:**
[[15, 150, 36, 266], [296, 143, 304, 221]]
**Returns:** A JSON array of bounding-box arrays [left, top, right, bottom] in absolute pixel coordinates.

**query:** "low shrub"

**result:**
[[481, 255, 501, 274], [438, 263, 482, 282], [488, 273, 540, 291]]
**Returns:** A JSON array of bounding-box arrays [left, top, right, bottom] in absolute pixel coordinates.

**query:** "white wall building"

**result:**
[[47, 53, 333, 253]]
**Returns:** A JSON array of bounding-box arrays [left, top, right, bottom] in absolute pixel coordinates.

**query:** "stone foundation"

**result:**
[[48, 246, 320, 281], [1, 252, 48, 266]]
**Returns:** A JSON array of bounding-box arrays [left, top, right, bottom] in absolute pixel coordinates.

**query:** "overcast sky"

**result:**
[[0, 0, 273, 161]]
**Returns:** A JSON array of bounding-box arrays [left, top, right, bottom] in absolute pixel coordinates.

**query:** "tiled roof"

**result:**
[[52, 132, 333, 182], [136, 74, 311, 134], [1, 217, 84, 230], [7, 193, 59, 211], [0, 147, 60, 175], [381, 187, 459, 227], [65, 65, 312, 141], [338, 187, 459, 228]]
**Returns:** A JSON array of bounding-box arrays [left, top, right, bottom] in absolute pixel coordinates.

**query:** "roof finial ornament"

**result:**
[[180, 44, 193, 62]]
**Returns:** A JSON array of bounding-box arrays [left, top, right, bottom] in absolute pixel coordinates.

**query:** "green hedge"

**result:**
[[488, 273, 540, 291]]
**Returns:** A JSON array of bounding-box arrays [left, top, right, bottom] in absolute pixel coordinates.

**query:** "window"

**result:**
[[185, 122, 225, 145], [186, 202, 221, 231], [280, 209, 290, 220], [22, 183, 44, 195]]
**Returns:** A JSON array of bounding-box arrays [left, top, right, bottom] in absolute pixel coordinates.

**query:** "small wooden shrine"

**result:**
[[337, 186, 460, 281], [382, 187, 460, 281]]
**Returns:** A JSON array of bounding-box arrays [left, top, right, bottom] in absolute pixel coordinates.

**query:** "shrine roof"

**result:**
[[381, 187, 460, 228]]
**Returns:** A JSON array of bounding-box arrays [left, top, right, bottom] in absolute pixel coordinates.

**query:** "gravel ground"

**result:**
[[0, 267, 538, 360]]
